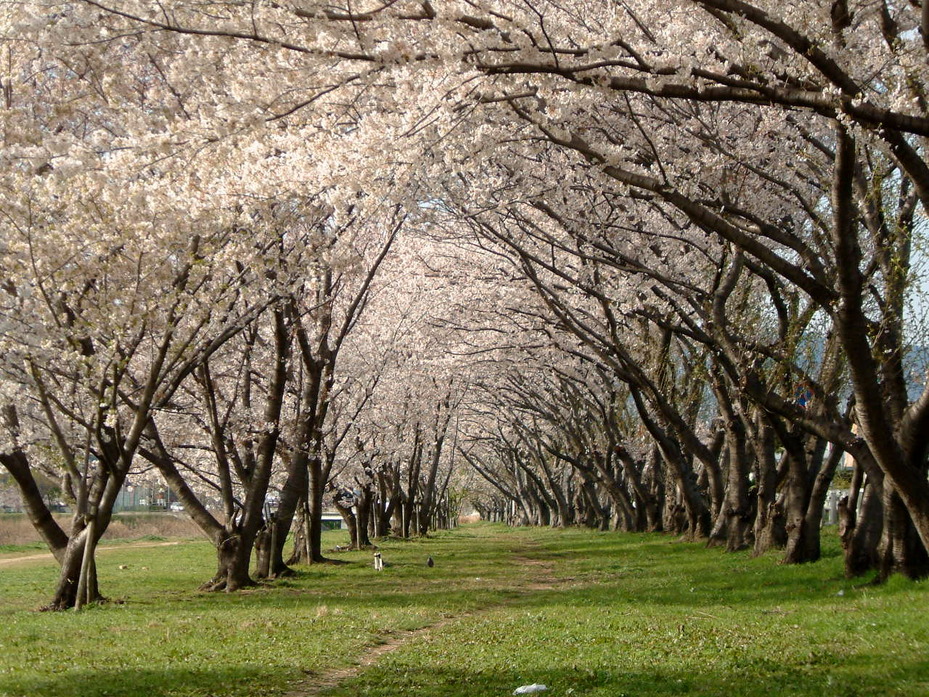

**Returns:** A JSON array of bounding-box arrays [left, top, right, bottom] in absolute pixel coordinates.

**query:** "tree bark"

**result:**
[[203, 530, 256, 592], [879, 489, 929, 580], [840, 466, 884, 577]]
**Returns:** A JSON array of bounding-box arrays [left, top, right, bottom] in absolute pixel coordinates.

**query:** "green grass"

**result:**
[[1, 524, 927, 696], [0, 542, 46, 555]]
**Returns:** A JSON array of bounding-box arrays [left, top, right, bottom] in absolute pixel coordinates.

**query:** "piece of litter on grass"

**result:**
[[513, 684, 548, 695]]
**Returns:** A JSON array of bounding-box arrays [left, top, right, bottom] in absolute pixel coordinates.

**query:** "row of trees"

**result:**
[[432, 0, 929, 580], [3, 0, 929, 606], [0, 183, 464, 608], [0, 13, 464, 604]]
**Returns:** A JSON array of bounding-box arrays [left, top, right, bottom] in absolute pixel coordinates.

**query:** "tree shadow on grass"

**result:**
[[320, 657, 929, 697], [1, 666, 277, 697], [8, 639, 924, 697]]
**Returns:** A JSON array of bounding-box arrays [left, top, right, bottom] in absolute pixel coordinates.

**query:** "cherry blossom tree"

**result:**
[[6, 0, 929, 583]]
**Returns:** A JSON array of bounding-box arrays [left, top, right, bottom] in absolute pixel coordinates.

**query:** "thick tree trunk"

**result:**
[[518, 460, 561, 527], [49, 547, 84, 611], [879, 489, 929, 580], [780, 430, 828, 565], [618, 450, 658, 532], [800, 442, 845, 562], [286, 499, 312, 566], [723, 431, 752, 552], [782, 449, 813, 565], [203, 529, 256, 592], [576, 477, 609, 530], [597, 476, 636, 531], [662, 481, 689, 536], [706, 381, 753, 552], [588, 451, 637, 529], [541, 461, 572, 528], [708, 447, 731, 546], [840, 470, 884, 577], [50, 465, 125, 609], [754, 499, 787, 555], [392, 495, 406, 535], [74, 517, 98, 611], [334, 499, 359, 549], [255, 524, 273, 578], [417, 426, 448, 536], [649, 451, 666, 532], [638, 447, 665, 533], [375, 470, 402, 537], [303, 458, 329, 563], [48, 533, 100, 611], [273, 455, 307, 572], [630, 389, 709, 538], [751, 420, 786, 556], [355, 486, 373, 547]]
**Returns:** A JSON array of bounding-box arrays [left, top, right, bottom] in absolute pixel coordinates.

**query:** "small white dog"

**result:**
[[373, 551, 384, 571]]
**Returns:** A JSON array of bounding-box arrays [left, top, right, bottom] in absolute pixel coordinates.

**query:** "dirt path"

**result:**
[[282, 613, 471, 697], [511, 554, 560, 591], [0, 540, 182, 567], [282, 537, 564, 697]]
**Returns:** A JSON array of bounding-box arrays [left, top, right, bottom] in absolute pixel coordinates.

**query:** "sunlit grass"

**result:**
[[0, 527, 519, 697], [1, 524, 927, 697], [325, 527, 929, 697]]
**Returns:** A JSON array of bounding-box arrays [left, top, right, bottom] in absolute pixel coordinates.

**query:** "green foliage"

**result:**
[[831, 469, 853, 489], [1, 525, 927, 697]]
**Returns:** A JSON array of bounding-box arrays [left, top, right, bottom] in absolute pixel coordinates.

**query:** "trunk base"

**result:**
[[199, 576, 259, 592]]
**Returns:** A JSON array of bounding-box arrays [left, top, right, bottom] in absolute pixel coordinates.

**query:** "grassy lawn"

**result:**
[[0, 524, 926, 697]]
